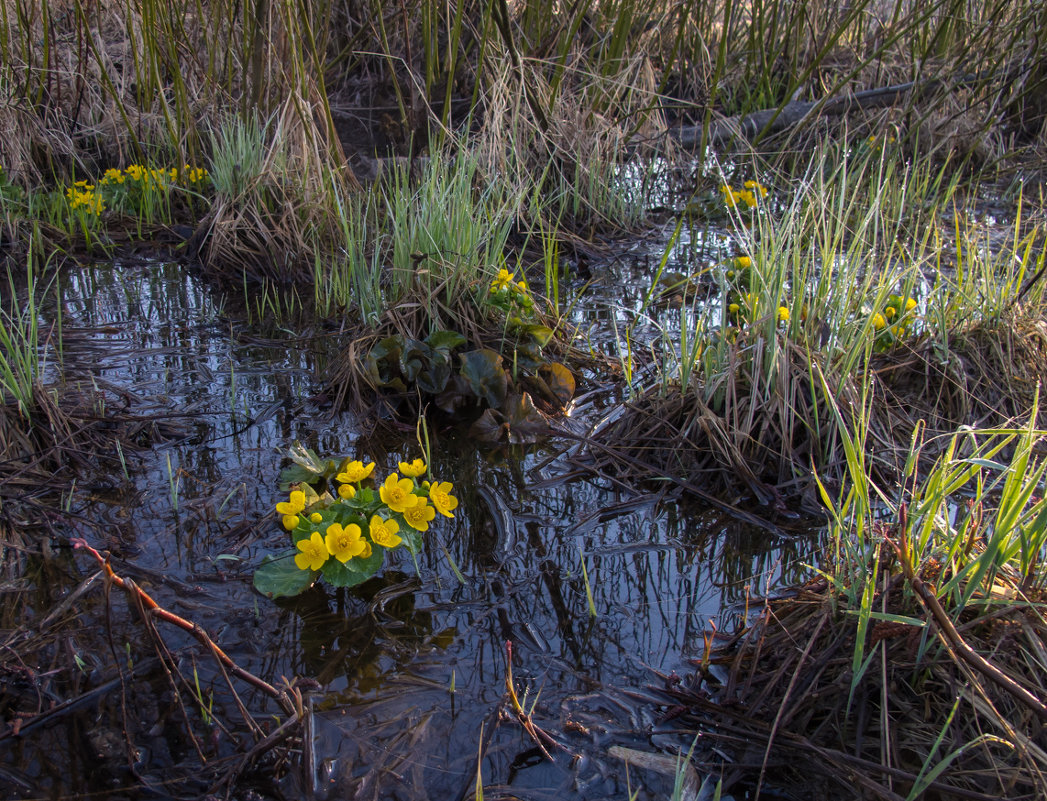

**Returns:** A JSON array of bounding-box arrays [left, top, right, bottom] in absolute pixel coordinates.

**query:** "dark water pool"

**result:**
[[1, 256, 818, 800]]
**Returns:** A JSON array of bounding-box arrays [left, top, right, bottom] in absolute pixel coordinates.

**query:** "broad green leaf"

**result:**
[[365, 336, 407, 390], [253, 553, 317, 598], [426, 330, 467, 352], [519, 324, 554, 347], [399, 528, 424, 555], [460, 349, 508, 408], [288, 441, 327, 475], [417, 357, 451, 395], [279, 464, 319, 488], [321, 547, 385, 588], [400, 338, 431, 383]]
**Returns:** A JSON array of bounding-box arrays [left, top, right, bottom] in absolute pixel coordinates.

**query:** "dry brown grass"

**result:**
[[658, 564, 1047, 800], [584, 313, 1047, 507]]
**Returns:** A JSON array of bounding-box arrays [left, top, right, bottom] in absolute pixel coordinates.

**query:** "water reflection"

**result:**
[[3, 258, 819, 801]]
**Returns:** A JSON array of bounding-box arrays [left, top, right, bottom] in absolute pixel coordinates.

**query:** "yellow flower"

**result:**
[[380, 473, 421, 513], [336, 460, 375, 484], [777, 306, 790, 322], [490, 268, 514, 292], [309, 512, 323, 524], [428, 481, 458, 518], [403, 499, 437, 532], [369, 515, 402, 548], [337, 483, 356, 500], [739, 190, 758, 208], [276, 490, 306, 516], [398, 459, 426, 478], [735, 256, 751, 269], [872, 312, 887, 329], [721, 185, 741, 207], [905, 297, 917, 311], [728, 303, 740, 314], [744, 180, 769, 197], [885, 306, 896, 319], [295, 531, 329, 571], [325, 522, 366, 563], [282, 514, 300, 531]]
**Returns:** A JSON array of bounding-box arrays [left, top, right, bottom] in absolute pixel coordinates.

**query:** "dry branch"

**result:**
[[71, 538, 296, 716]]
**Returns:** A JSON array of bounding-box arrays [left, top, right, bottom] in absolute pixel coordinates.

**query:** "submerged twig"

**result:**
[[71, 538, 296, 716]]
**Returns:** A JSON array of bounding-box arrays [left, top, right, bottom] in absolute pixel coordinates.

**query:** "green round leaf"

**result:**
[[254, 552, 317, 598], [321, 546, 385, 588], [461, 348, 508, 408]]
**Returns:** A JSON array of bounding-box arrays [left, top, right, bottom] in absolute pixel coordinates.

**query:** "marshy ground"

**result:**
[[2, 0, 1047, 798]]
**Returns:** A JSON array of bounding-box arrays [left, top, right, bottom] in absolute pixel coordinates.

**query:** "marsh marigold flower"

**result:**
[[337, 483, 356, 500], [295, 531, 329, 571], [735, 256, 751, 269], [325, 522, 366, 563], [777, 306, 790, 322], [403, 499, 437, 532], [744, 180, 769, 197], [490, 268, 514, 292], [336, 460, 375, 484], [428, 481, 458, 518], [369, 515, 402, 548], [277, 490, 306, 530], [398, 459, 426, 478], [872, 312, 886, 329], [380, 473, 421, 513], [309, 512, 323, 524]]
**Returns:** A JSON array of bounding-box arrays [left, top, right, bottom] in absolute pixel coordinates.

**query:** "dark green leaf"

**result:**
[[461, 349, 508, 408], [279, 464, 319, 488], [519, 324, 554, 347], [426, 330, 467, 353], [321, 546, 385, 588], [365, 336, 406, 389], [417, 355, 451, 395], [400, 338, 431, 383], [288, 441, 327, 475], [399, 528, 424, 555], [253, 553, 317, 598], [434, 375, 472, 415]]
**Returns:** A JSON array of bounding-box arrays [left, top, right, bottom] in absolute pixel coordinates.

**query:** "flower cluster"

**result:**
[[276, 457, 458, 584], [65, 181, 105, 216], [99, 164, 209, 190], [866, 135, 897, 147], [722, 180, 769, 209], [871, 294, 919, 350], [488, 267, 534, 316]]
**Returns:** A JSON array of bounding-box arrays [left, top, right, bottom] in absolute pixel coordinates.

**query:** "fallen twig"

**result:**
[[885, 517, 1047, 724], [71, 538, 296, 716]]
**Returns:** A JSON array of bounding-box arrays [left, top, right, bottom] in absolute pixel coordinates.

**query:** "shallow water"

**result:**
[[0, 256, 823, 800]]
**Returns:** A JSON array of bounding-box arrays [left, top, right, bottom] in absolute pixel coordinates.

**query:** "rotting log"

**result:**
[[668, 77, 970, 149]]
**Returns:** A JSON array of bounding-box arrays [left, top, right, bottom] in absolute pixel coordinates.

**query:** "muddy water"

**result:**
[[2, 256, 818, 800]]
